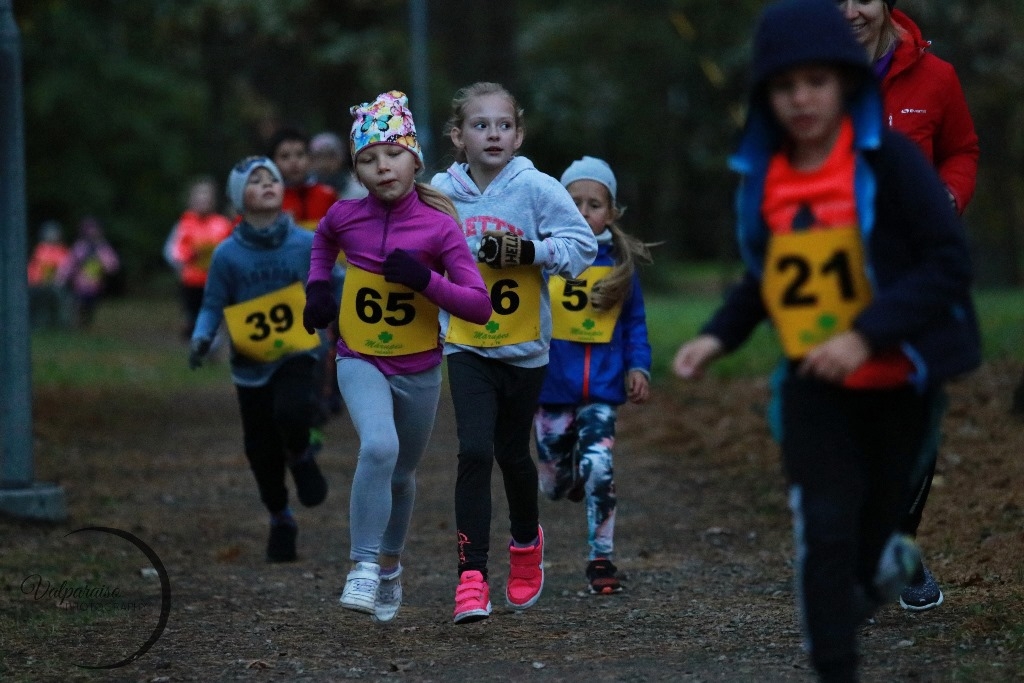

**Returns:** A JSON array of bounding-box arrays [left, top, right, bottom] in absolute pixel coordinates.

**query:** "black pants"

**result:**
[[447, 352, 546, 578], [779, 374, 939, 677], [234, 355, 318, 514], [179, 284, 205, 339]]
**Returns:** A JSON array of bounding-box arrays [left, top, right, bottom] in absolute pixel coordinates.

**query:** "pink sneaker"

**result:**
[[453, 570, 491, 624], [506, 525, 544, 609]]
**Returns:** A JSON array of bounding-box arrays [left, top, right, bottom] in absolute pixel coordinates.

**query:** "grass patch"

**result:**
[[27, 277, 1024, 388]]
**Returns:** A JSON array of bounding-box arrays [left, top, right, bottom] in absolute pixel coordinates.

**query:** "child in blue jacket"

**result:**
[[190, 156, 343, 563], [534, 156, 652, 595]]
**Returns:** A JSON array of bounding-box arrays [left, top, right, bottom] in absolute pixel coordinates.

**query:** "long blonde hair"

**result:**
[[415, 182, 459, 220], [443, 82, 526, 163], [873, 5, 903, 62], [590, 219, 655, 312]]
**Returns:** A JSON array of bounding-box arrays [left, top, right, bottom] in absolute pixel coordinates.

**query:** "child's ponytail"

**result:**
[[415, 182, 460, 221], [589, 224, 655, 312]]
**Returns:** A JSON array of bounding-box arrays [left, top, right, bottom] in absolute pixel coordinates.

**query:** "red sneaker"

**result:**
[[453, 570, 491, 624], [506, 525, 544, 609]]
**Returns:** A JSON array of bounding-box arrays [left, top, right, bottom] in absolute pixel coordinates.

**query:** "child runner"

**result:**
[[165, 176, 234, 340], [671, 1, 979, 680], [268, 126, 345, 424], [302, 90, 491, 624], [431, 82, 598, 623], [189, 155, 339, 563], [57, 216, 120, 328], [534, 156, 652, 596], [267, 126, 340, 230]]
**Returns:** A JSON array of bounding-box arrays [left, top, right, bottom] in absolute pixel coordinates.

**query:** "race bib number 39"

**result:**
[[339, 265, 439, 357], [761, 226, 872, 359], [223, 282, 320, 362], [550, 266, 622, 343], [446, 264, 542, 347]]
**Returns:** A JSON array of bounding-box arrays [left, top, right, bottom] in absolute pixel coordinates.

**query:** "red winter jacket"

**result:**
[[883, 11, 979, 214]]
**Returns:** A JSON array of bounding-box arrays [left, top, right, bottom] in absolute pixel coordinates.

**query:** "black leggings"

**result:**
[[234, 355, 318, 514], [780, 375, 940, 676], [447, 352, 547, 578]]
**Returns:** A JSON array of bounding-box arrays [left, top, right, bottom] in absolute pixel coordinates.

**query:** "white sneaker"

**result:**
[[372, 565, 403, 624], [340, 562, 380, 614]]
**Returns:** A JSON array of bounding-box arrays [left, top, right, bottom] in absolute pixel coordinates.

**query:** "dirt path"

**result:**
[[3, 359, 1024, 682]]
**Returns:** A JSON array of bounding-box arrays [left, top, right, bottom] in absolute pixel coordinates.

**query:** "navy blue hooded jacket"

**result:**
[[702, 0, 980, 389]]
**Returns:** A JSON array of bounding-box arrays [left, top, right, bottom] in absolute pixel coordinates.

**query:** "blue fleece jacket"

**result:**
[[539, 236, 652, 406]]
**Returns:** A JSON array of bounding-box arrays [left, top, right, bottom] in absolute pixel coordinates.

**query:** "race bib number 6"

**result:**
[[761, 227, 872, 359], [338, 265, 439, 356], [446, 264, 541, 347], [223, 282, 320, 362]]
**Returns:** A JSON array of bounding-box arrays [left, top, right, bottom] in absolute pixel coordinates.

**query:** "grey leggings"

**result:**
[[337, 358, 441, 563]]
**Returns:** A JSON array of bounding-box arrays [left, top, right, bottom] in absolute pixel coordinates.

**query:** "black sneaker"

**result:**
[[586, 559, 622, 595], [289, 439, 328, 507], [267, 522, 297, 562], [900, 565, 944, 611]]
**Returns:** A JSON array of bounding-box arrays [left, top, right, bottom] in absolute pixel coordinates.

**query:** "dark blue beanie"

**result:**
[[751, 0, 870, 90]]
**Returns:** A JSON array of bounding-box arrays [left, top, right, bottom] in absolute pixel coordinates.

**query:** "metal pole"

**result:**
[[409, 0, 433, 170], [0, 0, 67, 520]]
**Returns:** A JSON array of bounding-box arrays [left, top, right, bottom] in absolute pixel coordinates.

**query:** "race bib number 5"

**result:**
[[446, 264, 542, 347], [338, 265, 439, 356], [223, 282, 319, 362], [550, 266, 622, 343], [761, 226, 872, 359]]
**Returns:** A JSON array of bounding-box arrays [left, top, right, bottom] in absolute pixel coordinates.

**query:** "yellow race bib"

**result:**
[[446, 264, 542, 347], [549, 266, 622, 343], [338, 264, 439, 356], [223, 282, 320, 362], [761, 226, 872, 359]]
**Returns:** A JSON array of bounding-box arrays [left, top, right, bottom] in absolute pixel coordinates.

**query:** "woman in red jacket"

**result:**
[[838, 0, 979, 613]]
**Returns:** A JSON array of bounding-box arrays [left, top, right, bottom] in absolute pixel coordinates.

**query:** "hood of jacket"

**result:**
[[437, 156, 537, 202]]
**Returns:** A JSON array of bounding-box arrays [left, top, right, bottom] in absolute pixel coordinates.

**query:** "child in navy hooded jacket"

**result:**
[[672, 1, 979, 681]]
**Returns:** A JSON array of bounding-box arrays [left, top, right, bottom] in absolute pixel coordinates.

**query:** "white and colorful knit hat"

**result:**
[[349, 90, 423, 166]]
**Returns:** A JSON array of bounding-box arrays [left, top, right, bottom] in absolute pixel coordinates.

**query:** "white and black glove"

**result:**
[[477, 230, 535, 269]]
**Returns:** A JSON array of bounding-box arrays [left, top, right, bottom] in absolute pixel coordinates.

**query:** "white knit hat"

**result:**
[[560, 156, 617, 204], [226, 156, 283, 211]]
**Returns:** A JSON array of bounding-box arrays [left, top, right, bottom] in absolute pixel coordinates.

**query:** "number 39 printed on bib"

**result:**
[[223, 282, 320, 362], [761, 227, 873, 359]]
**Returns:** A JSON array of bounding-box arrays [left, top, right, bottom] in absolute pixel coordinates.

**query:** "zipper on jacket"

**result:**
[[379, 205, 392, 255], [581, 345, 592, 401]]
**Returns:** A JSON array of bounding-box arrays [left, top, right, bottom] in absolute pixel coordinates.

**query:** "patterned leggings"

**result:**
[[534, 402, 617, 560]]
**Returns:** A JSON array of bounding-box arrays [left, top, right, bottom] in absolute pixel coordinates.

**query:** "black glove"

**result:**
[[303, 280, 338, 334], [188, 337, 212, 370], [382, 248, 431, 292], [477, 230, 535, 269]]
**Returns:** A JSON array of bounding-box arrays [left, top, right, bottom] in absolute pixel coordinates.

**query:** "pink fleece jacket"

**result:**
[[308, 188, 491, 376]]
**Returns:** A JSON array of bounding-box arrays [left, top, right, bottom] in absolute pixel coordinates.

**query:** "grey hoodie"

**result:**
[[431, 156, 597, 367]]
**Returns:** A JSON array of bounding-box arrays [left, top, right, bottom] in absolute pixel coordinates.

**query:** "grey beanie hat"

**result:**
[[226, 155, 283, 211], [560, 156, 617, 204]]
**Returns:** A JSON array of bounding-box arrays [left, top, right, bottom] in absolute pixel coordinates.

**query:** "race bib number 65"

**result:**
[[338, 265, 439, 356]]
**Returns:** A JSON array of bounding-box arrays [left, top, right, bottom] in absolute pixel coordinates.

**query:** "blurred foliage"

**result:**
[[13, 0, 1024, 287]]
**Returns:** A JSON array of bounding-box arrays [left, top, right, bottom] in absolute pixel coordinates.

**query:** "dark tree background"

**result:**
[[15, 0, 1024, 288]]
